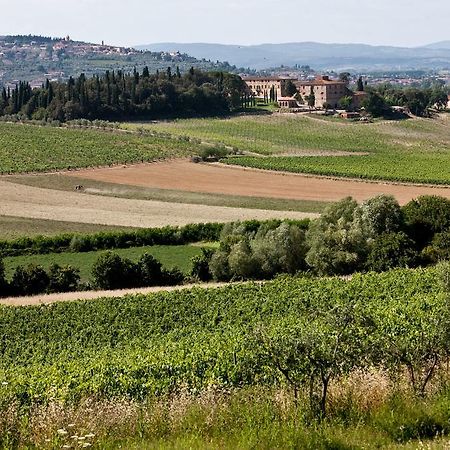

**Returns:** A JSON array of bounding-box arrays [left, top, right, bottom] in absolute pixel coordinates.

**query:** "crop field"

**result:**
[[1, 267, 449, 448], [0, 268, 443, 402], [3, 244, 206, 281], [0, 215, 134, 239], [138, 114, 450, 185], [0, 122, 196, 173]]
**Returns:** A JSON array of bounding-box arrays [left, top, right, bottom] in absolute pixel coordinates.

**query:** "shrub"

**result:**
[[47, 264, 81, 293], [422, 231, 450, 264], [190, 248, 214, 281], [138, 253, 164, 286], [161, 267, 185, 286], [199, 144, 229, 161], [91, 252, 139, 290], [11, 264, 50, 296], [0, 258, 9, 297], [403, 196, 450, 249], [366, 232, 418, 272]]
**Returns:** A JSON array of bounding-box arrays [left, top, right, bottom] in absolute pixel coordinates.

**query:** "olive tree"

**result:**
[[256, 293, 368, 417], [305, 198, 367, 275]]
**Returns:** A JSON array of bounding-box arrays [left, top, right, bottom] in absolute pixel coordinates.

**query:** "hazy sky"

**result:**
[[1, 0, 448, 48]]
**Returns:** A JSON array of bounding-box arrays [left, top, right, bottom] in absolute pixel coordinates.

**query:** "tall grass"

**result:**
[[3, 373, 450, 449]]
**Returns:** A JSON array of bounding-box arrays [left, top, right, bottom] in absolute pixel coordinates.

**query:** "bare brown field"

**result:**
[[0, 179, 316, 229], [68, 159, 450, 205]]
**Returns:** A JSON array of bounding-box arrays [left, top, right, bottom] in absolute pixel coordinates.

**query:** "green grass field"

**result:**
[[3, 244, 206, 282], [0, 122, 196, 173], [134, 114, 450, 185]]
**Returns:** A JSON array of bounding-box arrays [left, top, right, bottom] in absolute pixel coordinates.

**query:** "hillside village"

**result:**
[[0, 35, 235, 88]]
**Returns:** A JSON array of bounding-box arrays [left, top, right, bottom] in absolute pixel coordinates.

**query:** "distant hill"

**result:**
[[137, 42, 450, 71], [0, 35, 236, 87], [424, 41, 450, 50]]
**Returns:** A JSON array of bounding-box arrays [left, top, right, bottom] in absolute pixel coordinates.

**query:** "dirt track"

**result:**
[[0, 179, 317, 228], [68, 160, 450, 205], [0, 282, 237, 307]]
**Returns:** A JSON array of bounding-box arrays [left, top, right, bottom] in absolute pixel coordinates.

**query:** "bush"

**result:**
[[138, 253, 164, 286], [199, 144, 229, 161], [47, 264, 81, 293], [403, 196, 450, 249], [11, 264, 50, 296], [161, 267, 185, 286], [422, 231, 450, 264], [91, 252, 139, 290], [366, 232, 418, 272], [190, 248, 214, 281], [0, 258, 9, 297]]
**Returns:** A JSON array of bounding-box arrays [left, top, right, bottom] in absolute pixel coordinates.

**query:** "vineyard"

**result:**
[[224, 152, 450, 185], [0, 123, 196, 173], [143, 114, 450, 185], [1, 266, 450, 447], [0, 267, 446, 403]]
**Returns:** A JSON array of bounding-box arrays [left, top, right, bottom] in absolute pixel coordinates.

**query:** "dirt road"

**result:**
[[0, 179, 317, 228], [68, 160, 450, 205], [0, 282, 241, 306]]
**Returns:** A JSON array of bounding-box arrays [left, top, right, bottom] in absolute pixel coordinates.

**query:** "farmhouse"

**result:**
[[242, 76, 292, 100], [295, 75, 350, 109]]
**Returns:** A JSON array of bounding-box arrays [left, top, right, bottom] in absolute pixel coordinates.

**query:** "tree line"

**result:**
[[192, 195, 450, 281], [0, 67, 248, 121], [362, 84, 449, 117]]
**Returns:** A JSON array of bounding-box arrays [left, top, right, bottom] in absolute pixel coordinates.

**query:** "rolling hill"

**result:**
[[0, 35, 237, 87], [137, 41, 450, 71]]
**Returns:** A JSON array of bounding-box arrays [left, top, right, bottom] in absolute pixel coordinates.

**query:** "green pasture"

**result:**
[[3, 244, 207, 281]]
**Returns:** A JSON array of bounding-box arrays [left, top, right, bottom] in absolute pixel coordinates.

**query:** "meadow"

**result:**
[[0, 122, 196, 173], [140, 113, 450, 185], [3, 244, 207, 282], [1, 267, 450, 448]]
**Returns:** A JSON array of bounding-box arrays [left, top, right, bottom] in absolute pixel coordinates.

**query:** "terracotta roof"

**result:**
[[295, 79, 347, 86], [242, 76, 293, 81]]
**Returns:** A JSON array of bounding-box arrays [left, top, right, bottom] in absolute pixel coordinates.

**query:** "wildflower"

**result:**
[[71, 435, 78, 439], [82, 444, 92, 448], [77, 436, 86, 440], [1, 382, 7, 386], [62, 446, 71, 449], [57, 429, 68, 436], [85, 433, 95, 438], [67, 423, 76, 428]]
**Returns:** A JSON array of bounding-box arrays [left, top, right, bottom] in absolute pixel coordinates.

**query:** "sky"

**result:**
[[0, 0, 449, 48]]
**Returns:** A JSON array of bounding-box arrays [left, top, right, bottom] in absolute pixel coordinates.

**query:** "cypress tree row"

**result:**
[[0, 67, 248, 121]]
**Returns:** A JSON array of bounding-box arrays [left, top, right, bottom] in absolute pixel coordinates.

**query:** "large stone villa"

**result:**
[[242, 74, 367, 109]]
